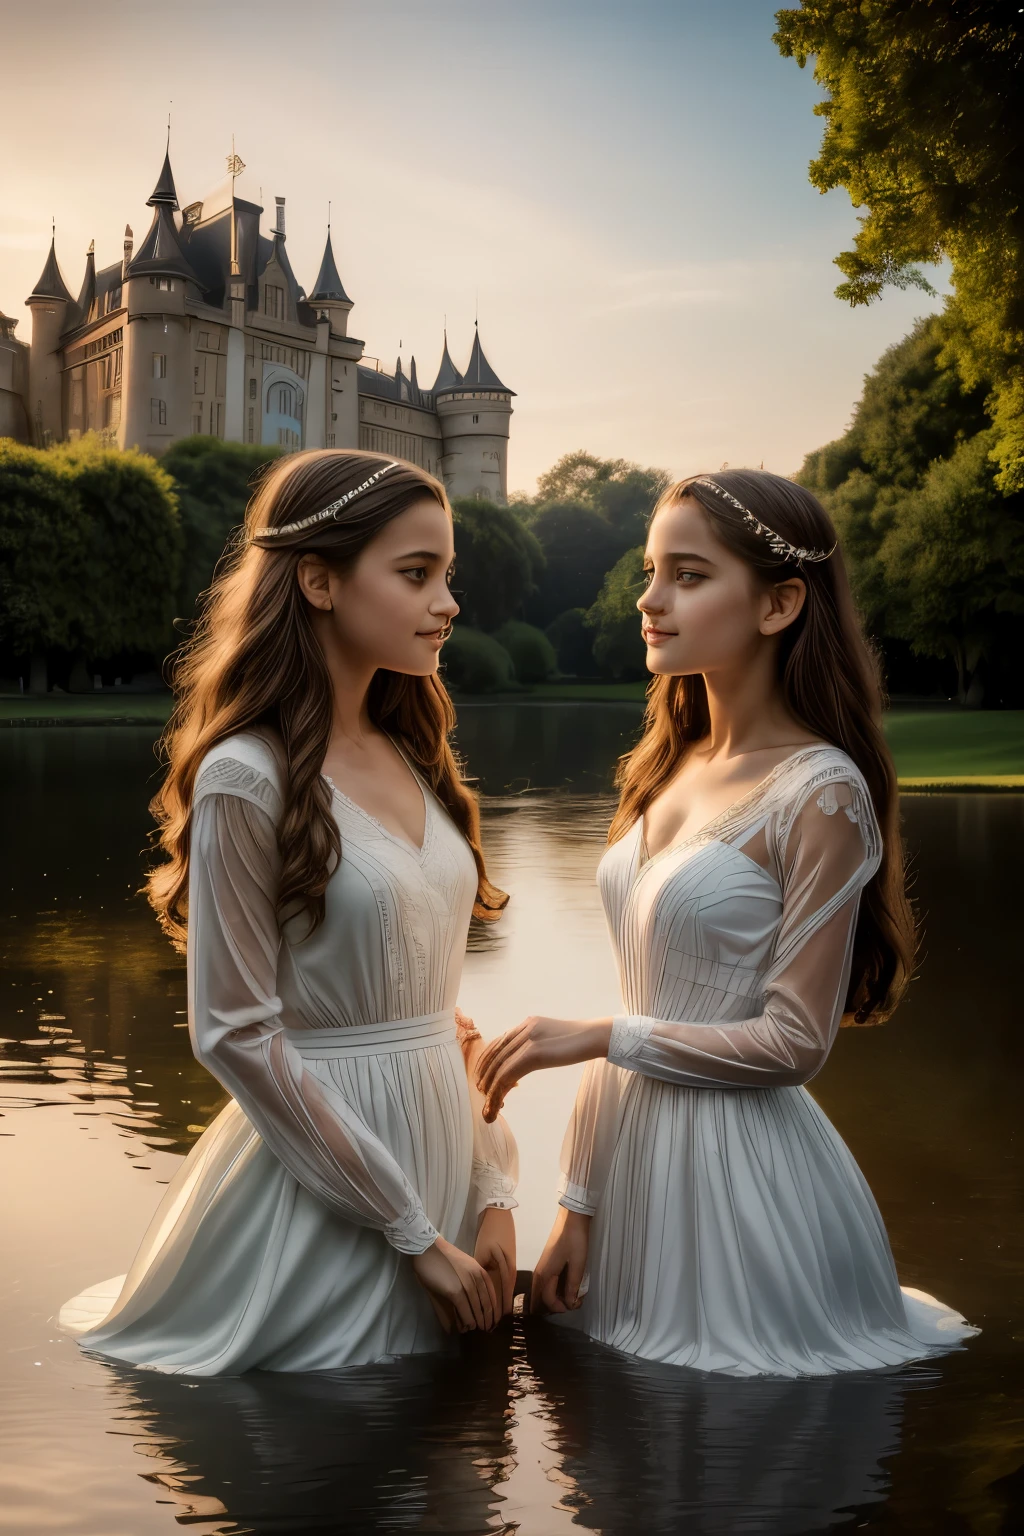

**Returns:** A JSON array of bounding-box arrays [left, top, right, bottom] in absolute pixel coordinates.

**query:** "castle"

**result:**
[[0, 146, 514, 502]]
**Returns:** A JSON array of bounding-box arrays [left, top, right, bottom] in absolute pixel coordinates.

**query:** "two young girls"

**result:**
[[62, 450, 975, 1378]]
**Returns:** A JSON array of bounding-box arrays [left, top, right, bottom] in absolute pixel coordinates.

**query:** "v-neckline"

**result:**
[[321, 737, 431, 860], [636, 743, 831, 877]]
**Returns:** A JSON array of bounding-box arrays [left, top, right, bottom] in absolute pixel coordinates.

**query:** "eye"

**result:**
[[641, 568, 654, 587], [676, 569, 704, 585], [401, 566, 428, 582]]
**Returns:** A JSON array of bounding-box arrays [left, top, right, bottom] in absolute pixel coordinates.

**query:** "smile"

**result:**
[[642, 626, 677, 643]]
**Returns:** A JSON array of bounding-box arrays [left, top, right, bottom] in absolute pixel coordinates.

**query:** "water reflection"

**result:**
[[1, 719, 1023, 1533]]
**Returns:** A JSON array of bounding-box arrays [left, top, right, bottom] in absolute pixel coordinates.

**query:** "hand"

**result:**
[[476, 1015, 613, 1122], [531, 1207, 591, 1315], [412, 1235, 498, 1334], [475, 1206, 517, 1317]]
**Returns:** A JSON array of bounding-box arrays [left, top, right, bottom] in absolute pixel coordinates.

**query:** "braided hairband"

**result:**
[[690, 477, 836, 564], [252, 462, 402, 541]]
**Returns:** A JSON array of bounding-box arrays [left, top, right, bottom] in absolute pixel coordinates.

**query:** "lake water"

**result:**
[[1, 706, 1022, 1534]]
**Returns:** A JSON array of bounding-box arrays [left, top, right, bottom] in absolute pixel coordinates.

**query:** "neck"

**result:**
[[698, 640, 801, 758], [311, 614, 378, 745]]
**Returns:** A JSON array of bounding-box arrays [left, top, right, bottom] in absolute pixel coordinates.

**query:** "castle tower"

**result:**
[[120, 146, 199, 455], [25, 235, 72, 446], [434, 325, 514, 502], [0, 309, 30, 442], [308, 227, 360, 449]]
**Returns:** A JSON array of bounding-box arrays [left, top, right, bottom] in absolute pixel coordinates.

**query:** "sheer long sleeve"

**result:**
[[464, 1064, 519, 1217], [187, 779, 439, 1255], [605, 780, 877, 1090]]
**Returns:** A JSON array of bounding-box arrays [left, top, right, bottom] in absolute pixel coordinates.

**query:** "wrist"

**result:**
[[561, 1207, 592, 1229], [584, 1018, 614, 1058]]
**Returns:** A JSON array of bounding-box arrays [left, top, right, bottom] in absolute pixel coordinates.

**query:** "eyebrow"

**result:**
[[393, 549, 446, 561], [644, 551, 716, 565]]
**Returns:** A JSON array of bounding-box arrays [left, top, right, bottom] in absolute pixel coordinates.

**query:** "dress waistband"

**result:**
[[283, 1009, 457, 1059]]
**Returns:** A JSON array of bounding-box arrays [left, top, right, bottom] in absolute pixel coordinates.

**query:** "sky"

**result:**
[[0, 0, 945, 494]]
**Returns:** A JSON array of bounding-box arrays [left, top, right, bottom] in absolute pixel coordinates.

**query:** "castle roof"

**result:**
[[459, 327, 513, 394], [63, 243, 97, 333], [431, 337, 463, 394], [147, 148, 179, 209], [127, 201, 201, 283], [308, 230, 351, 304], [29, 238, 73, 304]]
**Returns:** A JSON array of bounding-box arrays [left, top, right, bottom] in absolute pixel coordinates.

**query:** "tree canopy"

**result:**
[[0, 441, 89, 663], [451, 496, 544, 630], [585, 546, 648, 681], [775, 1, 1024, 491], [161, 436, 281, 622]]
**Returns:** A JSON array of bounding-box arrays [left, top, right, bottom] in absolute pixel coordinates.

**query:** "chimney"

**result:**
[[274, 197, 285, 237], [122, 224, 133, 280]]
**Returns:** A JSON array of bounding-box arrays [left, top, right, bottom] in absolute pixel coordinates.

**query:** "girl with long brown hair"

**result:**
[[477, 468, 976, 1376], [61, 450, 518, 1374]]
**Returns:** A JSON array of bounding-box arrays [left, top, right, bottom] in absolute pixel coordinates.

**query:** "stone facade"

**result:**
[[12, 150, 514, 502]]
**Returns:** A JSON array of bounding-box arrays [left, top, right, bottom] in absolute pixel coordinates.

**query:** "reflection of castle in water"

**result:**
[[99, 1318, 923, 1535]]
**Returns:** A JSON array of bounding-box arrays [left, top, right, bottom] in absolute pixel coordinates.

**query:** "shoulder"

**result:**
[[193, 729, 285, 820], [773, 746, 881, 859]]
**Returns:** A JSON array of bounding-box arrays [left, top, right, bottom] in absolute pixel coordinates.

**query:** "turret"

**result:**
[[0, 309, 30, 442], [434, 326, 514, 502], [25, 234, 72, 445], [65, 241, 97, 334], [120, 145, 198, 454], [308, 226, 353, 337]]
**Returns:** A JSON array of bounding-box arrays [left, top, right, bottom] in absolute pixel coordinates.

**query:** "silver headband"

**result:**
[[253, 462, 402, 540], [691, 477, 836, 564]]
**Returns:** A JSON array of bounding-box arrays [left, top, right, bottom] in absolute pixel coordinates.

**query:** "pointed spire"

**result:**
[[461, 325, 513, 392], [308, 227, 351, 304], [65, 241, 97, 332], [147, 146, 179, 209], [29, 236, 73, 304], [128, 200, 199, 284], [431, 332, 463, 394], [409, 356, 419, 392]]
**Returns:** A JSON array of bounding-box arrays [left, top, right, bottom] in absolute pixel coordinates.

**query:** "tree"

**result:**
[[545, 607, 600, 678], [491, 620, 557, 684], [451, 497, 544, 630], [876, 432, 1024, 704], [532, 450, 670, 544], [527, 501, 628, 624], [52, 436, 182, 662], [0, 441, 89, 691], [774, 1, 1024, 490], [161, 436, 281, 622], [440, 625, 517, 694], [585, 546, 648, 680]]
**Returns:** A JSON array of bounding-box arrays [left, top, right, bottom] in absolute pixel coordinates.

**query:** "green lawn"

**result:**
[[2, 692, 1022, 784]]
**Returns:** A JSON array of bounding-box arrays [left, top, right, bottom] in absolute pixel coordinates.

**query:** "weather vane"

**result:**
[[227, 135, 245, 178]]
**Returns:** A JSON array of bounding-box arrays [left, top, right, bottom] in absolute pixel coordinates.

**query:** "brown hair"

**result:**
[[147, 448, 507, 950], [609, 467, 915, 1025]]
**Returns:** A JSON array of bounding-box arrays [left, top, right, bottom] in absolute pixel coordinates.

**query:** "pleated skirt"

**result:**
[[59, 1026, 475, 1376], [556, 1078, 977, 1377]]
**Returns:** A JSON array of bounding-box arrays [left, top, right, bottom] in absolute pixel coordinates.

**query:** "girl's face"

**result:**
[[298, 497, 459, 676], [637, 496, 805, 677]]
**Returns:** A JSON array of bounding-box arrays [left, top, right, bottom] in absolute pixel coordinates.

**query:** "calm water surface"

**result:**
[[1, 706, 1022, 1535]]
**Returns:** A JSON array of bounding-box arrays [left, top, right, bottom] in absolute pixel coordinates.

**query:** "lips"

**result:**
[[642, 626, 677, 642]]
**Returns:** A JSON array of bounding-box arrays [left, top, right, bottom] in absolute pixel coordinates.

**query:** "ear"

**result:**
[[297, 554, 333, 612], [760, 576, 806, 636]]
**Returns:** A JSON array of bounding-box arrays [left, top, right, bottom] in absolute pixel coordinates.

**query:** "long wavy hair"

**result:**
[[147, 449, 507, 951], [608, 468, 915, 1026]]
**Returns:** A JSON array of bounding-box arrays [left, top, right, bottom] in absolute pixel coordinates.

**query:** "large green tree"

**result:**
[[527, 501, 628, 625], [585, 546, 648, 680], [532, 450, 670, 544], [451, 497, 545, 630], [161, 436, 281, 623], [0, 441, 89, 690], [774, 1, 1024, 491], [52, 436, 182, 661]]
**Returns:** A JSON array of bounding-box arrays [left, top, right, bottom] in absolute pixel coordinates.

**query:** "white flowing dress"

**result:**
[[60, 730, 517, 1376], [556, 745, 977, 1377]]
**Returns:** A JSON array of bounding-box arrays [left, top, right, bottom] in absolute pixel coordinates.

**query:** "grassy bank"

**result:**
[[2, 693, 1022, 787]]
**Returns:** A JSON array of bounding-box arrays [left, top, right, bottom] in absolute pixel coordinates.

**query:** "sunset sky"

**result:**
[[0, 0, 945, 493]]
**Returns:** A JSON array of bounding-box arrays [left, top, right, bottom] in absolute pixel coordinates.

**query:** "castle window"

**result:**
[[472, 414, 479, 424], [151, 398, 167, 426], [151, 277, 174, 292], [247, 406, 254, 443], [192, 413, 202, 434], [152, 353, 167, 379], [104, 392, 121, 429], [210, 401, 224, 436], [249, 377, 257, 399], [264, 285, 285, 321], [198, 332, 210, 349]]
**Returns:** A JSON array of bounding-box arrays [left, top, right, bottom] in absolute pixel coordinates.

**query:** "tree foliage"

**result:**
[[451, 497, 544, 631], [585, 546, 648, 680], [491, 620, 558, 684], [774, 0, 1024, 490], [527, 500, 627, 624], [798, 319, 1024, 703], [533, 449, 670, 543], [0, 440, 89, 660], [0, 435, 181, 672], [161, 436, 281, 622], [440, 624, 517, 695]]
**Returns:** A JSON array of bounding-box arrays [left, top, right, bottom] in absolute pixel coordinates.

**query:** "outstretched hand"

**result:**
[[475, 1016, 613, 1122]]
